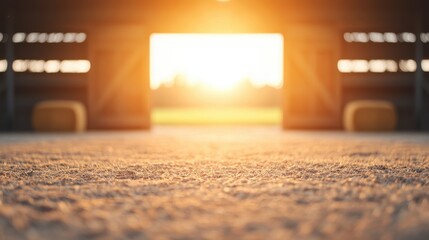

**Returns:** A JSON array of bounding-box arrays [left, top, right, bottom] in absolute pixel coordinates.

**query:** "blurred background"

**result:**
[[0, 0, 428, 131]]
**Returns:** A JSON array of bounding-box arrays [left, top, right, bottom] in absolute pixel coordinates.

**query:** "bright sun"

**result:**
[[150, 34, 283, 91]]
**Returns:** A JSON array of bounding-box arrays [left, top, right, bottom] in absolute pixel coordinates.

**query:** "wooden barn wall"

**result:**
[[339, 25, 427, 130], [1, 0, 429, 130], [0, 21, 6, 130], [0, 27, 89, 131]]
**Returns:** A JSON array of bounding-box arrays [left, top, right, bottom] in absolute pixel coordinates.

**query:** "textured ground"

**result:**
[[1, 127, 429, 240]]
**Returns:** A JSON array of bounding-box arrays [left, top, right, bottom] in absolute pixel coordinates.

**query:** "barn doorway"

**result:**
[[149, 34, 284, 125], [88, 26, 341, 130]]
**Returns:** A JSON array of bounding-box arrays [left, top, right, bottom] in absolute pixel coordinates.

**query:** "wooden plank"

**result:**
[[341, 42, 415, 59], [343, 88, 414, 107], [14, 43, 88, 60], [342, 73, 415, 87], [14, 73, 87, 88], [15, 87, 87, 99]]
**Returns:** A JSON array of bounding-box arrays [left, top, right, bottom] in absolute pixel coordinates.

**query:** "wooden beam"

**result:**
[[9, 0, 420, 33]]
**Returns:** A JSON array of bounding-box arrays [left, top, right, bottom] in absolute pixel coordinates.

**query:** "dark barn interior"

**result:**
[[1, 0, 428, 131]]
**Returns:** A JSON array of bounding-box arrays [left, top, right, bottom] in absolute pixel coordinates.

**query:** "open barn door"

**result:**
[[283, 26, 341, 129], [88, 26, 151, 129]]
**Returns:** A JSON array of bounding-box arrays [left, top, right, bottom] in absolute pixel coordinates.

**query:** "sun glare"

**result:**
[[150, 34, 284, 91]]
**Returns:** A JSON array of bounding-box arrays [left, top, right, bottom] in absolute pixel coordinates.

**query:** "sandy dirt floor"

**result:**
[[1, 126, 429, 240]]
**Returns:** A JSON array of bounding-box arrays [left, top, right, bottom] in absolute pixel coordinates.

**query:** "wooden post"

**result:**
[[88, 26, 151, 129], [283, 25, 341, 129], [5, 0, 15, 131], [414, 0, 424, 130]]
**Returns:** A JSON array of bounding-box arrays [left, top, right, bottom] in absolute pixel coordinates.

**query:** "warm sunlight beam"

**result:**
[[150, 34, 283, 91]]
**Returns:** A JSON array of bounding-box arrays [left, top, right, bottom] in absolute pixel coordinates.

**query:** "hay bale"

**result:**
[[32, 101, 87, 132], [344, 100, 397, 132]]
